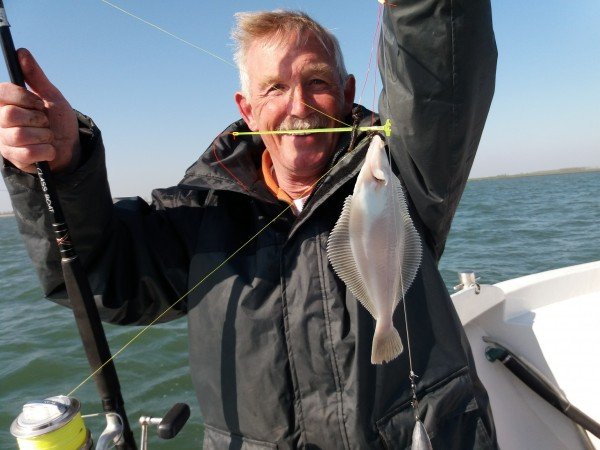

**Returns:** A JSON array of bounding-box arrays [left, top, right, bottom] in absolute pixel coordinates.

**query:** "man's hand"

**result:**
[[0, 48, 80, 174]]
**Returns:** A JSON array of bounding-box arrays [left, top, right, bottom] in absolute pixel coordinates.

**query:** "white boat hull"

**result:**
[[452, 261, 600, 449]]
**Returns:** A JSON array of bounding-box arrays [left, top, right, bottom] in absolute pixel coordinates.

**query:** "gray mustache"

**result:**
[[277, 116, 330, 132]]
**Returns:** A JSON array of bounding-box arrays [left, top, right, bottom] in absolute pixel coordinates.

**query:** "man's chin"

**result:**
[[284, 147, 333, 172]]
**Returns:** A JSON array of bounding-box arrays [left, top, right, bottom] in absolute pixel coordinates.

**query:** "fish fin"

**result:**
[[411, 420, 433, 450], [371, 322, 403, 364], [392, 177, 423, 309], [327, 196, 377, 319]]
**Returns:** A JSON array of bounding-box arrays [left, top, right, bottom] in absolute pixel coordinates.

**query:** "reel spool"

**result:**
[[10, 396, 92, 450]]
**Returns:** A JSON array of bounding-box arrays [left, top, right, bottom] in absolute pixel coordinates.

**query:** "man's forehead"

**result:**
[[249, 29, 331, 60], [247, 34, 335, 75]]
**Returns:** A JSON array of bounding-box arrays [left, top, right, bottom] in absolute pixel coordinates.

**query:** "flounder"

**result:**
[[327, 134, 422, 364]]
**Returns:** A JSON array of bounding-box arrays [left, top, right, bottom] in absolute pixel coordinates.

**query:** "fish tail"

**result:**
[[371, 322, 404, 364]]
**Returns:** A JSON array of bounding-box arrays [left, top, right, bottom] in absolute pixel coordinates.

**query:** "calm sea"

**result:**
[[1, 171, 599, 449]]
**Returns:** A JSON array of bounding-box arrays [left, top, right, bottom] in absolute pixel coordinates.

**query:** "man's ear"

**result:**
[[343, 75, 356, 115], [235, 92, 258, 131]]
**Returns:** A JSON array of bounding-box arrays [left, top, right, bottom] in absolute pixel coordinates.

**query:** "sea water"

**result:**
[[0, 171, 598, 449]]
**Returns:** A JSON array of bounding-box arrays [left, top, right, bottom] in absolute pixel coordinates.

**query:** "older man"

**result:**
[[1, 3, 497, 449]]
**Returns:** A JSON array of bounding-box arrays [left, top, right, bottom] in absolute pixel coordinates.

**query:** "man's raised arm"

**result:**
[[379, 0, 497, 261]]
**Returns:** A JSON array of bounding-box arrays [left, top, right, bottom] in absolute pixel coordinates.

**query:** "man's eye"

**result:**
[[308, 79, 332, 92], [267, 84, 286, 94]]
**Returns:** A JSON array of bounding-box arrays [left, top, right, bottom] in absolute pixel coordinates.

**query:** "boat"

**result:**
[[451, 260, 600, 449]]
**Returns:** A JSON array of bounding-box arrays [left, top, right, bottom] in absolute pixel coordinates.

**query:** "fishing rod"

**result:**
[[0, 1, 136, 448]]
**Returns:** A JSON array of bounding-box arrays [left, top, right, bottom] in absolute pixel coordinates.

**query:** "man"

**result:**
[[0, 3, 497, 449]]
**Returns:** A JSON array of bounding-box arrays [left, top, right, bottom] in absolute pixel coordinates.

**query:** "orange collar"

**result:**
[[261, 151, 294, 204]]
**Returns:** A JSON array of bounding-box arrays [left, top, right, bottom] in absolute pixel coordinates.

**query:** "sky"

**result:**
[[0, 0, 598, 211]]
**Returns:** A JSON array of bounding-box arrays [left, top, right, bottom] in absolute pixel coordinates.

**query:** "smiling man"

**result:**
[[233, 17, 355, 202], [1, 4, 497, 449]]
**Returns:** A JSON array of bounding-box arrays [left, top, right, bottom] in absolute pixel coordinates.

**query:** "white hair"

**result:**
[[231, 10, 348, 96]]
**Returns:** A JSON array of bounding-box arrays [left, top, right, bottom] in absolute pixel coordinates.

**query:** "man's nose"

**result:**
[[288, 86, 311, 118]]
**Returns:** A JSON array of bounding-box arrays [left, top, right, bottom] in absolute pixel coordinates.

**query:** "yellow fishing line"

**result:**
[[67, 142, 370, 396], [14, 412, 87, 450], [101, 0, 235, 68], [99, 0, 351, 128], [69, 204, 289, 396]]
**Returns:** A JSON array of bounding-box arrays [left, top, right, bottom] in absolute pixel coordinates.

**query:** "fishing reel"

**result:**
[[10, 395, 190, 450]]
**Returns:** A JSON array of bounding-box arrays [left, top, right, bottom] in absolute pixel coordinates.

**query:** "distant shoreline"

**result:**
[[469, 167, 600, 181], [1, 167, 598, 214]]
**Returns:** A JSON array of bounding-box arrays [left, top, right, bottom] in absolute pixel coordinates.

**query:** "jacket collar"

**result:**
[[178, 106, 379, 207]]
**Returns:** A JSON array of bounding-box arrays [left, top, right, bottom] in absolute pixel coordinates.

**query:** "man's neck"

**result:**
[[262, 150, 325, 200], [270, 166, 317, 200]]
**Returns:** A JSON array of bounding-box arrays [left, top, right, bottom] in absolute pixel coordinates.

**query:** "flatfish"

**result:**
[[327, 134, 422, 364]]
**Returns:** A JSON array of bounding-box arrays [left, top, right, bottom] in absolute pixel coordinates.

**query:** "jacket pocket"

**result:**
[[203, 424, 278, 449], [376, 372, 495, 450]]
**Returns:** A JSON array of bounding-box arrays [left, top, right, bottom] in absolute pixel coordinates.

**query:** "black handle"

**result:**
[[485, 342, 600, 439], [158, 403, 191, 440]]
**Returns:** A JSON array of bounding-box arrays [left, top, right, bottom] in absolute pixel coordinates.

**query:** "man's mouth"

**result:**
[[277, 116, 330, 137], [280, 129, 318, 136]]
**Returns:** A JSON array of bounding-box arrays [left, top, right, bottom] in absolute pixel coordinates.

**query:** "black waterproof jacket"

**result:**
[[2, 1, 497, 448]]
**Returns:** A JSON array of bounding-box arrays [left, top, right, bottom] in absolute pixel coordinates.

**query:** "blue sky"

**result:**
[[1, 0, 598, 211]]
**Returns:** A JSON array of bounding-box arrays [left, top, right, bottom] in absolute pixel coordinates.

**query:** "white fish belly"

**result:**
[[349, 181, 403, 324]]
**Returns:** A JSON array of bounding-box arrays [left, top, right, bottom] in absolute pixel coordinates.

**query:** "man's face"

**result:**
[[235, 33, 355, 180]]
